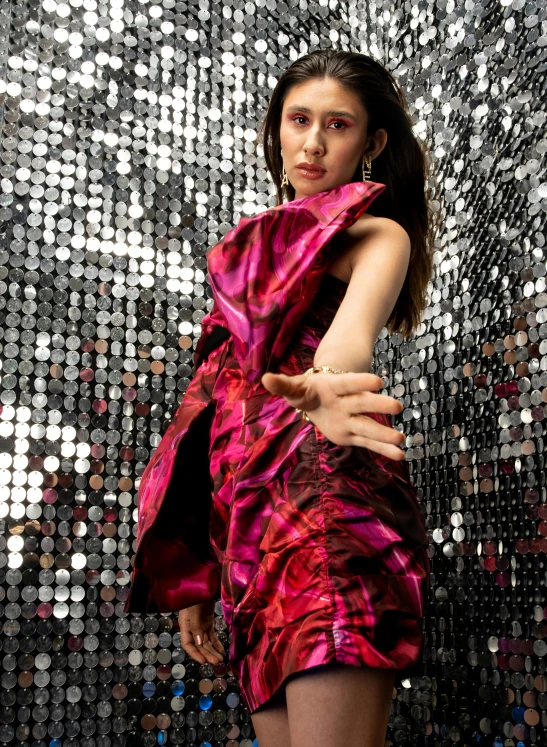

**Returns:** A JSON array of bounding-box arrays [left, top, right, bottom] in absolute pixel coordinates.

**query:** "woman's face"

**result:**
[[278, 76, 386, 200]]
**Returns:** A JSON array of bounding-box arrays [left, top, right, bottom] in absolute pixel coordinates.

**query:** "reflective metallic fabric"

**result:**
[[126, 182, 430, 712]]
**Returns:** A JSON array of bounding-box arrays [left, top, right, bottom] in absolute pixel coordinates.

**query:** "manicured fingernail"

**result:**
[[195, 635, 202, 646]]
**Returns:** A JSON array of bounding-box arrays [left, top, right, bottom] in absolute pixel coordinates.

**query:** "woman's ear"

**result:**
[[368, 128, 388, 160]]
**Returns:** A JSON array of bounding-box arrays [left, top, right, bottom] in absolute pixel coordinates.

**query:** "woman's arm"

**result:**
[[260, 217, 412, 459], [314, 217, 412, 373]]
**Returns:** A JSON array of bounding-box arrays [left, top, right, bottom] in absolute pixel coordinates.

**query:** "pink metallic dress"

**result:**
[[124, 180, 431, 713]]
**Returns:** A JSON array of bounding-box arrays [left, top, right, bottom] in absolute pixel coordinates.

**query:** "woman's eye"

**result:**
[[292, 116, 346, 130]]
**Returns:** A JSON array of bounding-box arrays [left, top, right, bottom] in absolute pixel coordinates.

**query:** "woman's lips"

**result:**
[[296, 167, 327, 180]]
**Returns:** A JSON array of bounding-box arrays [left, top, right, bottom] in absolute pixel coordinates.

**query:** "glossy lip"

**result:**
[[296, 161, 327, 173]]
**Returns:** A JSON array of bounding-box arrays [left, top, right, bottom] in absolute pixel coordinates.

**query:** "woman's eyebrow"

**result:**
[[285, 105, 356, 119]]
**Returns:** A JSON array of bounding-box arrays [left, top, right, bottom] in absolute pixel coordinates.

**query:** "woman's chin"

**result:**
[[293, 182, 335, 199]]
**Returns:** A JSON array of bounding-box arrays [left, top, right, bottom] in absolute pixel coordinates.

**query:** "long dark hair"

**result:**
[[256, 50, 442, 338]]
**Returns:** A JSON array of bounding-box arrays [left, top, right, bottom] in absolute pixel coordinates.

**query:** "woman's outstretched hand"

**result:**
[[261, 370, 406, 461]]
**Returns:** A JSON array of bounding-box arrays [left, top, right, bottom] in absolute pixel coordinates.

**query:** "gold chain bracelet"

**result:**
[[295, 365, 349, 423]]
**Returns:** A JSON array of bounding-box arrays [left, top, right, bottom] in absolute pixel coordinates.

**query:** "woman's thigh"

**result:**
[[251, 682, 291, 747], [285, 662, 396, 747]]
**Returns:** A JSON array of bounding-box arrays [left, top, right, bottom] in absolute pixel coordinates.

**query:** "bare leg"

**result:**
[[250, 682, 292, 747], [285, 663, 395, 747]]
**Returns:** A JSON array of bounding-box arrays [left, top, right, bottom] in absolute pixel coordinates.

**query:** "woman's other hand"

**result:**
[[178, 599, 225, 665], [261, 370, 406, 461]]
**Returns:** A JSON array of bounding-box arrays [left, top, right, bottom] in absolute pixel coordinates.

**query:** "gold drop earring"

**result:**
[[361, 154, 371, 181], [280, 149, 289, 188], [281, 163, 289, 188]]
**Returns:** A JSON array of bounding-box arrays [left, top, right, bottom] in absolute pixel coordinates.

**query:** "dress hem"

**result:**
[[239, 653, 427, 714]]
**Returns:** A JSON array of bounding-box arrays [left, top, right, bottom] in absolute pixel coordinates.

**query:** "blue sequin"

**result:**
[[142, 681, 156, 697], [171, 680, 185, 696], [199, 693, 213, 710], [512, 706, 525, 723]]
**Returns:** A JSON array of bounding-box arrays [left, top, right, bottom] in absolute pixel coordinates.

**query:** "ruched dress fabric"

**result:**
[[124, 181, 431, 714]]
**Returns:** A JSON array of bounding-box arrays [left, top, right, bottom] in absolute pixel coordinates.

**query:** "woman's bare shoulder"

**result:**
[[345, 213, 406, 240], [327, 214, 410, 281], [332, 212, 388, 249]]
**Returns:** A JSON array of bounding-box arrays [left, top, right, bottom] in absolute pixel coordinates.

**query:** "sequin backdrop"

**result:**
[[1, 0, 546, 744]]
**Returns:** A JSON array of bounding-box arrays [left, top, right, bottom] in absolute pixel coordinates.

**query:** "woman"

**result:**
[[125, 50, 438, 747]]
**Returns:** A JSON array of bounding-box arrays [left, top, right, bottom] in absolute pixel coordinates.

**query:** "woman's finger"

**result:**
[[264, 371, 385, 397], [346, 432, 406, 460], [208, 630, 225, 654], [179, 624, 203, 647], [180, 632, 222, 664], [201, 638, 224, 662], [340, 390, 403, 416], [180, 638, 208, 664], [348, 413, 405, 446], [325, 371, 385, 395], [262, 372, 393, 417]]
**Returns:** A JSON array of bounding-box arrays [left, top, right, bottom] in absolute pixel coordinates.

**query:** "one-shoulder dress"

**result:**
[[124, 180, 431, 713]]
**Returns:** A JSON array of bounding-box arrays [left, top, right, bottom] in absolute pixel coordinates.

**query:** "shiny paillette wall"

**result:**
[[0, 0, 545, 745]]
